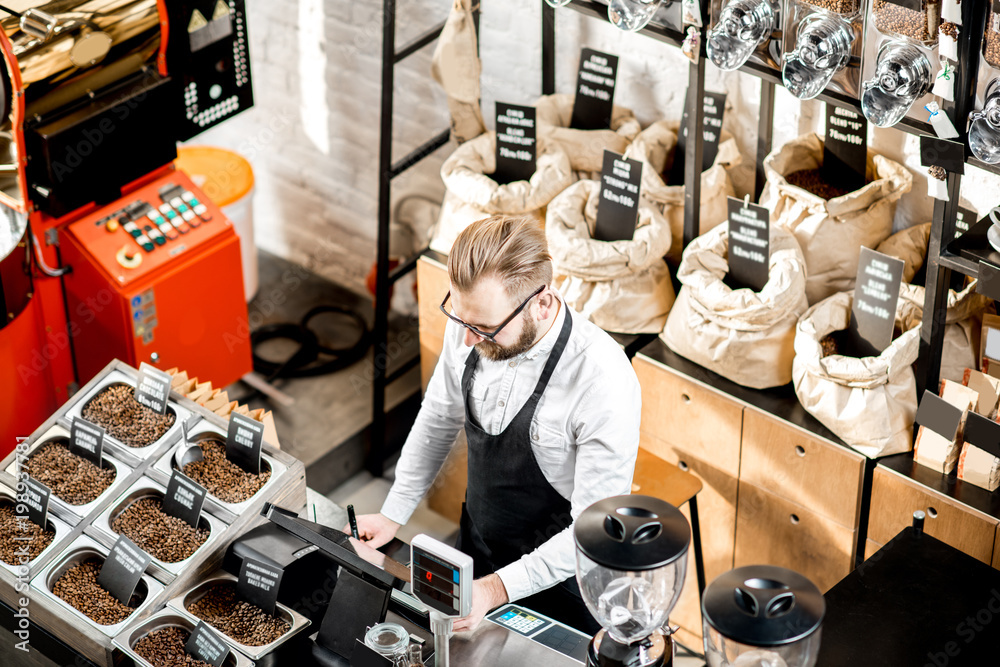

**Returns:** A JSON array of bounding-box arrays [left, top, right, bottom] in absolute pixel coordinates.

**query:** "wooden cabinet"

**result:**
[[417, 256, 450, 341], [740, 407, 865, 528], [734, 481, 856, 592], [420, 334, 443, 390], [865, 539, 884, 562], [995, 529, 1000, 570], [869, 467, 998, 565], [633, 356, 743, 477]]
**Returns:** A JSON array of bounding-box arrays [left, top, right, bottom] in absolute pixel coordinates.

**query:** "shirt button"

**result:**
[[498, 400, 505, 407], [509, 361, 516, 368], [533, 434, 539, 441]]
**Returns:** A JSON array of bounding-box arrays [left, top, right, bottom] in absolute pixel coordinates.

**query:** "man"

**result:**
[[354, 215, 641, 633]]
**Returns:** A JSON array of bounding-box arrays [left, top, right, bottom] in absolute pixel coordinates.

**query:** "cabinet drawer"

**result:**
[[633, 355, 743, 477], [420, 332, 443, 391], [417, 256, 450, 340], [734, 481, 856, 592], [869, 467, 998, 565], [740, 407, 864, 528]]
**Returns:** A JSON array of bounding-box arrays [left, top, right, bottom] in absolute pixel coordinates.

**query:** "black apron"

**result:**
[[456, 312, 600, 635]]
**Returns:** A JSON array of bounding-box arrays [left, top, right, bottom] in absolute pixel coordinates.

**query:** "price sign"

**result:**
[[237, 556, 283, 617], [21, 477, 50, 529], [726, 197, 771, 292], [185, 621, 230, 667], [226, 413, 264, 475], [570, 48, 618, 130], [824, 105, 868, 193], [494, 102, 537, 184], [848, 247, 905, 358], [920, 135, 965, 175], [594, 150, 643, 242], [915, 390, 964, 440], [671, 90, 727, 184], [135, 362, 171, 415], [162, 470, 207, 528], [70, 417, 105, 467], [98, 535, 151, 605], [955, 206, 977, 238]]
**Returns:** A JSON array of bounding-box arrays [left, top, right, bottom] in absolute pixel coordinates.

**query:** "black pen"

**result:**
[[347, 504, 359, 540]]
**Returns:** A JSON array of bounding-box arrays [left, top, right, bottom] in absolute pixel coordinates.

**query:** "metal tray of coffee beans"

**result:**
[[4, 424, 133, 526], [90, 477, 227, 579], [59, 368, 192, 466], [149, 419, 288, 521], [0, 485, 73, 580], [113, 609, 255, 667], [30, 534, 165, 637], [166, 572, 311, 661]]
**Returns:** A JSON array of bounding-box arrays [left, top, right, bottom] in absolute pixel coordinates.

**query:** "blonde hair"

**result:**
[[448, 215, 552, 303]]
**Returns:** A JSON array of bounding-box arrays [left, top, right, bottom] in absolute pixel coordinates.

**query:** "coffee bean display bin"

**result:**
[[0, 483, 74, 582], [1, 360, 307, 667], [113, 609, 256, 667]]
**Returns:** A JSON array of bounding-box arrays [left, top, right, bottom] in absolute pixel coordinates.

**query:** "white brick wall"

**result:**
[[195, 0, 1000, 295]]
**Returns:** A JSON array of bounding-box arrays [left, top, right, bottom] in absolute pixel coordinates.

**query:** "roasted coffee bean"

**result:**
[[799, 0, 859, 14], [986, 10, 1000, 69], [51, 557, 143, 625], [81, 384, 176, 448], [785, 168, 859, 200], [187, 581, 290, 647], [134, 627, 215, 667], [0, 501, 54, 565], [928, 166, 947, 181], [112, 497, 209, 563], [23, 440, 116, 505], [182, 439, 271, 504], [873, 0, 941, 43], [821, 334, 840, 358]]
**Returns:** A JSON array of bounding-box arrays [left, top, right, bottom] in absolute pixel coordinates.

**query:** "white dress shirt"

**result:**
[[381, 294, 641, 602]]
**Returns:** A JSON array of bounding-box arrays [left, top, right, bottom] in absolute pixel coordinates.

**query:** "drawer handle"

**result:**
[[927, 507, 938, 519], [681, 393, 692, 404], [790, 514, 800, 525], [678, 461, 690, 472], [795, 446, 806, 458]]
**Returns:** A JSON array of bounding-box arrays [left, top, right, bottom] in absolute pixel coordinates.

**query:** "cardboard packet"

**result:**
[[214, 401, 237, 418], [958, 442, 1000, 491], [203, 390, 229, 413], [914, 379, 979, 474]]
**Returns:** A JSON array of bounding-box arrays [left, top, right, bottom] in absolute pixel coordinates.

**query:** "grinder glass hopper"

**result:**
[[706, 0, 777, 72], [575, 495, 690, 667], [781, 13, 853, 100], [861, 41, 932, 128], [607, 0, 665, 32], [969, 78, 1000, 165], [702, 565, 825, 667]]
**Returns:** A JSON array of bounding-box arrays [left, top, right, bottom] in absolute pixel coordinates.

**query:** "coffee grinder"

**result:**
[[574, 495, 690, 667]]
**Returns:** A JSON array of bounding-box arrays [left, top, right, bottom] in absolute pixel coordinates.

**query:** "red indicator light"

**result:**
[[426, 571, 433, 582]]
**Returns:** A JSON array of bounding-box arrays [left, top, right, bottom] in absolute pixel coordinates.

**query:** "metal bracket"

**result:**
[[44, 228, 58, 246]]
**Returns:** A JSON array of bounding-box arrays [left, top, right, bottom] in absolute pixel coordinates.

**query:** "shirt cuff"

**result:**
[[379, 490, 418, 527], [495, 561, 532, 603]]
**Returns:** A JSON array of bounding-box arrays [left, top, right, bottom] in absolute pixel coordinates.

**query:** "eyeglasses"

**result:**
[[440, 285, 546, 342]]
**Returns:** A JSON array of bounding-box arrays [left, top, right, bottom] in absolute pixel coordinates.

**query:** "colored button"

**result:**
[[165, 209, 177, 219], [177, 204, 189, 213], [142, 242, 154, 252]]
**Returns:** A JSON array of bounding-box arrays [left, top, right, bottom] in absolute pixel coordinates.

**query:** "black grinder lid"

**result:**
[[574, 495, 690, 571], [702, 565, 825, 647]]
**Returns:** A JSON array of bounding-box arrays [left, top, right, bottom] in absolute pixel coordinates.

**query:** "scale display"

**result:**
[[410, 536, 471, 617]]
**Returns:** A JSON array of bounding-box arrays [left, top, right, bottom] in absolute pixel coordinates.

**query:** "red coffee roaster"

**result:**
[[0, 1, 254, 455]]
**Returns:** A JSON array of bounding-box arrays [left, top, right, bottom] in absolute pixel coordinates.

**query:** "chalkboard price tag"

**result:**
[[823, 105, 868, 193], [915, 390, 964, 440], [135, 362, 171, 415], [237, 556, 284, 617], [671, 90, 728, 185], [186, 621, 231, 667], [955, 206, 976, 238], [70, 417, 105, 468], [226, 413, 263, 475], [726, 197, 771, 292], [22, 476, 50, 529], [884, 0, 923, 11], [963, 412, 1000, 459], [162, 470, 207, 528], [594, 150, 643, 242], [570, 48, 618, 130], [920, 135, 965, 175], [848, 247, 905, 358], [98, 535, 151, 605], [494, 102, 537, 185]]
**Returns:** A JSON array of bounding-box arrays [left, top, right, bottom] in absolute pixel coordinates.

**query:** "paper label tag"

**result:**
[[226, 412, 263, 474], [920, 136, 966, 175], [186, 621, 231, 667], [494, 102, 537, 185], [594, 150, 643, 242], [570, 48, 618, 130], [823, 105, 868, 193], [672, 90, 728, 183], [162, 470, 207, 528], [848, 247, 905, 357], [22, 477, 50, 529], [915, 390, 964, 440], [963, 413, 1000, 459], [135, 362, 171, 415], [98, 535, 151, 605], [70, 417, 105, 468], [726, 198, 771, 292], [237, 556, 284, 617]]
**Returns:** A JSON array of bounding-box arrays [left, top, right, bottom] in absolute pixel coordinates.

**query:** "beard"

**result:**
[[476, 316, 538, 362]]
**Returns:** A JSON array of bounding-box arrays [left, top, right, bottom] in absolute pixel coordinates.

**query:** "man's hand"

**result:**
[[347, 513, 401, 549], [453, 574, 509, 633]]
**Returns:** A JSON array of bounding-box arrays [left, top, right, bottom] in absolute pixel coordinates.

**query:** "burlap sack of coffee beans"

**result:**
[[760, 133, 912, 305], [0, 502, 53, 564], [81, 384, 175, 447], [534, 93, 642, 177], [23, 440, 116, 505], [134, 626, 215, 667], [187, 581, 289, 646], [875, 222, 932, 283], [182, 439, 271, 503], [623, 120, 741, 261], [52, 558, 142, 624], [112, 497, 209, 563]]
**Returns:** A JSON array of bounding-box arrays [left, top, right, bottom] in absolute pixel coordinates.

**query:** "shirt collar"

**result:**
[[521, 289, 566, 361]]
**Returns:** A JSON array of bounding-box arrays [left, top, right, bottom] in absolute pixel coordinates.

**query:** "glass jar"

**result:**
[[364, 623, 410, 662]]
